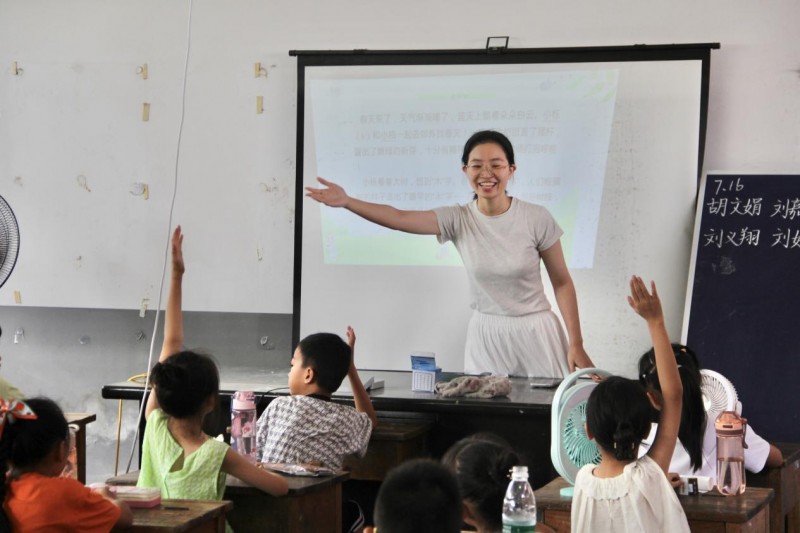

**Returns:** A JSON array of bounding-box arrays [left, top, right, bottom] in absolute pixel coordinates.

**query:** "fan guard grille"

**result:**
[[0, 195, 20, 289], [563, 401, 601, 467]]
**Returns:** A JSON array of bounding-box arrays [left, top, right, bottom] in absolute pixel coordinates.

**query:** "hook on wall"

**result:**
[[12, 61, 23, 76], [254, 62, 268, 78], [136, 63, 148, 80]]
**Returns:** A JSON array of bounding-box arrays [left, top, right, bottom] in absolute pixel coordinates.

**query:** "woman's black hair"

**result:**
[[150, 350, 220, 419], [461, 130, 516, 201], [586, 376, 652, 461], [442, 436, 522, 531], [461, 130, 515, 166], [638, 343, 706, 471], [0, 397, 69, 532]]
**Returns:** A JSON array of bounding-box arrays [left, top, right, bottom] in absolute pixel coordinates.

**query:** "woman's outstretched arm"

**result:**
[[306, 177, 440, 235]]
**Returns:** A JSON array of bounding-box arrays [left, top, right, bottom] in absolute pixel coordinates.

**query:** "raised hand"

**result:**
[[627, 275, 663, 323], [305, 177, 349, 207], [346, 325, 356, 352], [171, 225, 185, 276]]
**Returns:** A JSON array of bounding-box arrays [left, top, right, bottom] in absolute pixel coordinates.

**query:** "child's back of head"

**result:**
[[297, 333, 351, 394], [0, 397, 69, 530], [374, 459, 463, 533], [0, 397, 68, 475], [442, 436, 521, 532], [150, 350, 220, 418], [586, 376, 653, 460], [639, 343, 706, 471]]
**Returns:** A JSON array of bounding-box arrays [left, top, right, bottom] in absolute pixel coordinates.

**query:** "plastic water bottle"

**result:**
[[231, 390, 257, 463], [715, 410, 747, 495], [60, 425, 78, 479], [502, 465, 537, 532]]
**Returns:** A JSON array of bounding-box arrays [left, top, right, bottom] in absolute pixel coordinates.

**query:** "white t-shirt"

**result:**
[[571, 455, 690, 533], [638, 419, 771, 482], [433, 198, 563, 317]]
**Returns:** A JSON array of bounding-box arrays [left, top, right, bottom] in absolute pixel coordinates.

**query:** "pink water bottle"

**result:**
[[231, 391, 257, 463], [715, 411, 748, 495]]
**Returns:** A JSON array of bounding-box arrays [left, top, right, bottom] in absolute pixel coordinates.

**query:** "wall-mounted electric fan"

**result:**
[[0, 195, 20, 289], [551, 367, 612, 497]]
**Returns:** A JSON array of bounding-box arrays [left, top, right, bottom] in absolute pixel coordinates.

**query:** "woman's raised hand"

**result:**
[[305, 177, 349, 208]]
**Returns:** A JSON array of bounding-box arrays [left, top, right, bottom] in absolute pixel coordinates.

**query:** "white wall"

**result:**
[[1, 0, 798, 481]]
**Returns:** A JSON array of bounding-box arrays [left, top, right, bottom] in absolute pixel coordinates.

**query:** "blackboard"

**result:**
[[683, 173, 800, 442]]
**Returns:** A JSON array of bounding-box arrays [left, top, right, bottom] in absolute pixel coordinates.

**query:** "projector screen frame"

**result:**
[[290, 42, 719, 356]]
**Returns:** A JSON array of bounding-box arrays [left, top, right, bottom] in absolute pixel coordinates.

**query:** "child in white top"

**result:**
[[637, 343, 782, 483], [571, 276, 689, 533]]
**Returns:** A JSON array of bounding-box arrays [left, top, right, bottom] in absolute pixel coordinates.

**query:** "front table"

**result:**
[[535, 476, 774, 532], [131, 499, 232, 532], [109, 469, 349, 533]]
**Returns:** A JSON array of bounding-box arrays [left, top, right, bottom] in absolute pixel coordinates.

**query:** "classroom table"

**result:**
[[749, 442, 800, 533], [102, 369, 558, 487], [535, 476, 774, 533], [65, 412, 95, 484], [130, 499, 232, 533], [108, 469, 350, 533]]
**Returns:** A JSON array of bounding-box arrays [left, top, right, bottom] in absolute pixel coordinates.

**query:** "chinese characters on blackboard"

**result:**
[[702, 176, 800, 249]]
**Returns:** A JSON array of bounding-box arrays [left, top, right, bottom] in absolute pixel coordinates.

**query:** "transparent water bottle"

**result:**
[[231, 391, 257, 463], [502, 465, 537, 532], [715, 410, 747, 496], [60, 425, 78, 479]]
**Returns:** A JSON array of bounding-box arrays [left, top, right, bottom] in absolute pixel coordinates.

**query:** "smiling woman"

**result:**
[[305, 130, 593, 378]]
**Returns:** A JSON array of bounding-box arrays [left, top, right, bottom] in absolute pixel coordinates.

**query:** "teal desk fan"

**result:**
[[550, 367, 611, 497]]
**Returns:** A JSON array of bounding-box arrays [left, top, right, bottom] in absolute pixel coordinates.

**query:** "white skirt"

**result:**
[[464, 310, 570, 378]]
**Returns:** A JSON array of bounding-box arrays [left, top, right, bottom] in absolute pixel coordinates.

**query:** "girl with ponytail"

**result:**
[[137, 227, 287, 512], [638, 344, 783, 481], [571, 277, 689, 532], [0, 397, 132, 532]]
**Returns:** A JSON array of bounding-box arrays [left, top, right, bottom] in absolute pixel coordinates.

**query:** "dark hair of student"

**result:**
[[442, 437, 521, 531], [297, 333, 351, 394], [374, 458, 463, 533], [638, 343, 706, 471], [0, 397, 69, 532], [461, 130, 516, 202], [150, 350, 220, 419], [586, 376, 652, 461]]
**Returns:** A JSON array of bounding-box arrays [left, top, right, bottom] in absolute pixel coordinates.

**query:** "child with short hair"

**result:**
[[638, 343, 783, 481], [1, 397, 132, 532], [571, 276, 690, 532], [255, 327, 377, 470], [365, 458, 463, 533], [138, 227, 288, 503]]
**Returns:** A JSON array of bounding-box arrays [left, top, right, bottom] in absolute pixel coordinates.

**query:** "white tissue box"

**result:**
[[412, 369, 441, 392], [411, 352, 440, 392]]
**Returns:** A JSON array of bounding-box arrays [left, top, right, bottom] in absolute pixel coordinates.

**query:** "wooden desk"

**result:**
[[109, 469, 350, 533], [535, 476, 774, 532], [749, 442, 800, 533], [65, 412, 96, 484], [102, 370, 558, 487], [344, 419, 432, 481], [131, 499, 232, 532]]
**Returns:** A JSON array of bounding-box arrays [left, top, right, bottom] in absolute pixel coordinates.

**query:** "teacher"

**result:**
[[306, 130, 593, 377]]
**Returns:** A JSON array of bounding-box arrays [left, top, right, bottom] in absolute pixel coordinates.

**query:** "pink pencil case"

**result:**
[[110, 486, 162, 508]]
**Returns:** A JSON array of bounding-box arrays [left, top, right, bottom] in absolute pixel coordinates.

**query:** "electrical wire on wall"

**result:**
[[121, 0, 196, 474]]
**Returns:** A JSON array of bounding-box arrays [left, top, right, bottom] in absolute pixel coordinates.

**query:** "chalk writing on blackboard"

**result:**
[[700, 177, 800, 250]]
